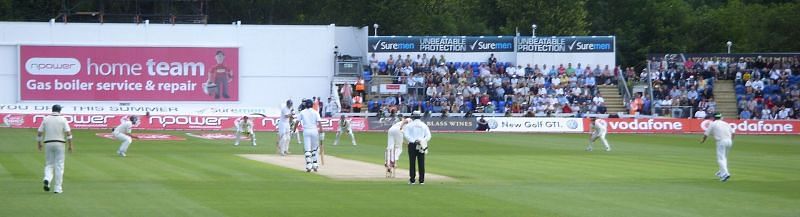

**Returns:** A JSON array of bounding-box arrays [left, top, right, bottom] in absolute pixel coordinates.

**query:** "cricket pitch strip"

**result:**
[[238, 154, 455, 182]]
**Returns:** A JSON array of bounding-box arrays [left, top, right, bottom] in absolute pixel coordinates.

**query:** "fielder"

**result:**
[[701, 113, 735, 182], [298, 99, 323, 172], [290, 116, 302, 144], [586, 117, 611, 151], [276, 100, 293, 155], [386, 115, 411, 178], [114, 116, 139, 157], [333, 115, 357, 146], [37, 104, 73, 194], [234, 116, 256, 146]]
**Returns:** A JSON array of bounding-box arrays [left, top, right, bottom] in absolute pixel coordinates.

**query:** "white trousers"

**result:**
[[334, 127, 356, 145], [43, 142, 65, 192], [277, 123, 290, 153], [115, 133, 132, 153], [716, 140, 733, 177], [303, 131, 320, 169], [386, 129, 404, 165], [236, 130, 256, 145], [589, 132, 610, 149]]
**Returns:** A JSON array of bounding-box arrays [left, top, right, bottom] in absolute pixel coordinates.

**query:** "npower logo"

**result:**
[[149, 116, 229, 128], [25, 57, 81, 75]]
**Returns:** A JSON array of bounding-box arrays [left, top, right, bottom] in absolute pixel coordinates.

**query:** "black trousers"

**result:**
[[408, 142, 425, 183]]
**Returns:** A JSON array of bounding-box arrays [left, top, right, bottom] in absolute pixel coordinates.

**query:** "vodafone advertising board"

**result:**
[[586, 118, 800, 135], [0, 113, 368, 132], [20, 46, 239, 101]]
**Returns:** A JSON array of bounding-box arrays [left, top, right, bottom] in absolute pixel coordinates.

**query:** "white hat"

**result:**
[[411, 110, 422, 117]]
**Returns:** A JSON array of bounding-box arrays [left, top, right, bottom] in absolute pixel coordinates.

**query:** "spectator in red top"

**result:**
[[479, 94, 490, 106]]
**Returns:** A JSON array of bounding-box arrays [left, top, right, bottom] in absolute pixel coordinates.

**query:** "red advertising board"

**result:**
[[20, 46, 239, 101], [584, 118, 800, 135], [0, 113, 368, 132]]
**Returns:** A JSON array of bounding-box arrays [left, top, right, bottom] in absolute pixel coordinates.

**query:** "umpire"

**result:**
[[403, 111, 431, 185]]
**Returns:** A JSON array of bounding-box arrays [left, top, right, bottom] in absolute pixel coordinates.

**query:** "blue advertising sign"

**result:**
[[516, 36, 615, 53], [368, 36, 515, 53]]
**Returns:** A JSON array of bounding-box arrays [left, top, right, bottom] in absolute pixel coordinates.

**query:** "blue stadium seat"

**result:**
[[497, 101, 506, 109], [363, 70, 372, 81], [367, 101, 375, 111], [454, 62, 461, 69], [471, 62, 479, 68], [735, 85, 745, 94]]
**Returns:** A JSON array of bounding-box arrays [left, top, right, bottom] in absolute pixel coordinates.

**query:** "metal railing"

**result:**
[[653, 105, 695, 118]]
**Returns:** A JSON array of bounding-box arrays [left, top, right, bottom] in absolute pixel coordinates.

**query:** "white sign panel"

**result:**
[[379, 84, 408, 94], [484, 117, 584, 132]]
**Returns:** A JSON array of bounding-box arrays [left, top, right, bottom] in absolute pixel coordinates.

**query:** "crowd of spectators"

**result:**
[[641, 56, 800, 120], [733, 57, 800, 120], [362, 53, 620, 117]]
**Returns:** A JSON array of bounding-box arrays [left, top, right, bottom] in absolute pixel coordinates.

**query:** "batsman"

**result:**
[[298, 99, 323, 172]]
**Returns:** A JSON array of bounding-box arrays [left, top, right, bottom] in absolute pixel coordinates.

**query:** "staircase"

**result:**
[[713, 80, 738, 119], [597, 85, 626, 114]]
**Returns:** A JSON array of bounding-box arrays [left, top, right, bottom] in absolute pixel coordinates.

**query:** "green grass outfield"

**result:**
[[1, 128, 798, 217]]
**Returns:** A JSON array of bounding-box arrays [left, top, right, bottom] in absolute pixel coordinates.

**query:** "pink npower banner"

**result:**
[[20, 45, 239, 101]]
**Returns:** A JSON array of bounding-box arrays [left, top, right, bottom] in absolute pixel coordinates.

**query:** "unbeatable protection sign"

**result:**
[[516, 36, 614, 53], [369, 36, 514, 53]]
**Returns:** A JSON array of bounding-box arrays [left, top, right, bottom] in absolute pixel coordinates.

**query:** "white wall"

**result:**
[[335, 26, 369, 63], [0, 22, 341, 107], [0, 46, 17, 103]]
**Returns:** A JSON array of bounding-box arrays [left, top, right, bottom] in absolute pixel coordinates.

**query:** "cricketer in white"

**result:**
[[298, 100, 323, 172], [333, 115, 357, 146], [114, 116, 139, 157], [37, 104, 73, 194], [701, 113, 735, 182], [276, 100, 293, 155], [386, 117, 411, 178], [234, 116, 256, 146], [586, 117, 611, 152]]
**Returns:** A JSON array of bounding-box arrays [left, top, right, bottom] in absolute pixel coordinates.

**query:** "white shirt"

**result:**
[[778, 109, 790, 119], [506, 66, 516, 75], [326, 101, 340, 114], [236, 118, 254, 132], [114, 120, 133, 135], [279, 105, 292, 126], [403, 119, 431, 143], [694, 110, 707, 119], [38, 113, 71, 141], [298, 108, 322, 133], [389, 120, 408, 132], [704, 120, 734, 142], [339, 119, 351, 130], [592, 119, 607, 134], [592, 96, 605, 105]]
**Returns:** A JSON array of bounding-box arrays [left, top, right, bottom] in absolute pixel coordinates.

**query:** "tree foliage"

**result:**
[[1, 0, 798, 66]]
